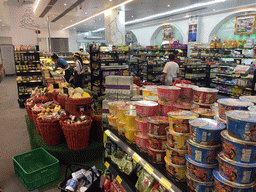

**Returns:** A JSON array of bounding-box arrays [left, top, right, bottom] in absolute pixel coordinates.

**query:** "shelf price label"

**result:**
[[159, 178, 172, 190], [116, 175, 122, 184], [132, 153, 140, 163], [104, 161, 110, 168], [144, 164, 153, 175], [105, 130, 111, 136]]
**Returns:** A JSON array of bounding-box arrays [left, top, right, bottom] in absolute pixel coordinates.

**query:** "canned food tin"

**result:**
[[166, 144, 187, 165], [166, 128, 189, 150], [187, 139, 221, 164], [226, 110, 256, 142], [186, 155, 218, 182], [164, 156, 186, 182], [147, 116, 169, 136], [221, 130, 256, 164], [218, 152, 256, 184], [148, 133, 167, 150], [189, 118, 226, 145], [213, 169, 256, 192]]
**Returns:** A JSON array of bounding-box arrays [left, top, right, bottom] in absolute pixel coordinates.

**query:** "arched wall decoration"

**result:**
[[150, 23, 185, 45], [125, 31, 138, 45], [208, 11, 256, 43]]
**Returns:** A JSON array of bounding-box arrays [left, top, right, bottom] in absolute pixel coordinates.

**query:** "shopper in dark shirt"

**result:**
[[51, 53, 71, 82]]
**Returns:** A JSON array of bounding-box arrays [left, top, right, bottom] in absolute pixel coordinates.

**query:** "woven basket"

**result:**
[[37, 118, 62, 146], [57, 95, 67, 109], [31, 110, 42, 135], [25, 103, 34, 121], [47, 91, 59, 101], [60, 116, 92, 150], [91, 115, 103, 143], [65, 96, 93, 115]]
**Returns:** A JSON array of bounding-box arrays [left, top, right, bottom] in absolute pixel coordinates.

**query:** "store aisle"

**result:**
[[0, 76, 38, 192]]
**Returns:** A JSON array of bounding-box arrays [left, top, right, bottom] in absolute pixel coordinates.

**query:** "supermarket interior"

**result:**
[[2, 0, 256, 192]]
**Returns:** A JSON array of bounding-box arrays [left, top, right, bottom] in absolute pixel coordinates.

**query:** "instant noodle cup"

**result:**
[[135, 132, 148, 153], [145, 96, 158, 102], [193, 87, 218, 104], [186, 173, 214, 192], [108, 115, 118, 128], [125, 128, 136, 144], [117, 120, 125, 134], [125, 110, 137, 130], [240, 96, 256, 104], [214, 115, 227, 124], [189, 118, 226, 145], [108, 101, 125, 116], [192, 107, 216, 119], [157, 86, 181, 105], [159, 104, 176, 116], [135, 101, 158, 118], [168, 110, 199, 133], [164, 156, 186, 182], [226, 110, 256, 142], [147, 116, 169, 136], [148, 147, 166, 164], [218, 99, 253, 120], [248, 106, 256, 112], [166, 128, 189, 150], [213, 169, 256, 192], [117, 104, 134, 122], [187, 139, 221, 164], [142, 88, 158, 99], [218, 152, 256, 184], [166, 144, 187, 165], [148, 133, 167, 150], [175, 84, 198, 101], [221, 130, 256, 164], [135, 117, 148, 137], [126, 101, 137, 108], [174, 104, 194, 111], [186, 155, 218, 182]]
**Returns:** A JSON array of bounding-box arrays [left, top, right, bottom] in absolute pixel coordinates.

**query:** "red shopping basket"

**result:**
[[37, 118, 62, 146], [65, 96, 92, 115], [60, 116, 92, 150], [47, 91, 59, 101], [57, 94, 67, 109], [25, 103, 33, 121], [32, 110, 42, 135]]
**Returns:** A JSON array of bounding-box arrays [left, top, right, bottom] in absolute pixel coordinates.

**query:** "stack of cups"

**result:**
[[213, 110, 256, 192], [134, 101, 158, 151], [108, 101, 126, 129], [157, 86, 180, 116], [124, 110, 137, 144], [186, 118, 225, 191], [175, 84, 198, 111], [165, 110, 198, 182], [147, 116, 169, 164]]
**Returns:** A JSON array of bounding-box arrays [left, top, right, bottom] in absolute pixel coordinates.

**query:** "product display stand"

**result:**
[[15, 50, 42, 107], [104, 128, 188, 192]]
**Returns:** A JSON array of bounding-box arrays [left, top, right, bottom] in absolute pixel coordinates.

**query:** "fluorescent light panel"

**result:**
[[62, 0, 134, 30], [33, 0, 41, 12], [92, 28, 105, 33]]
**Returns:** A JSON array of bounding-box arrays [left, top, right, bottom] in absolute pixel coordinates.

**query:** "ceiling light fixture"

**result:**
[[126, 0, 225, 25], [131, 15, 134, 17], [2, 25, 4, 26], [33, 0, 41, 12], [85, 12, 87, 14], [168, 5, 170, 7], [92, 28, 105, 33], [64, 3, 67, 6], [62, 0, 134, 30]]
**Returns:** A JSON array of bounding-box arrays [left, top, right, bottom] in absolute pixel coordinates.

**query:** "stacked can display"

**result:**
[[213, 110, 256, 192], [157, 86, 180, 116], [165, 110, 198, 182], [186, 118, 225, 191], [147, 116, 169, 164]]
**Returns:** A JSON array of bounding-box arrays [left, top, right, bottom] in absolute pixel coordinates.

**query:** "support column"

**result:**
[[104, 7, 125, 45]]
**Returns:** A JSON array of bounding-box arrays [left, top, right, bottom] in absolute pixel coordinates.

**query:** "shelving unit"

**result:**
[[104, 129, 187, 192], [15, 51, 42, 107], [89, 45, 130, 96]]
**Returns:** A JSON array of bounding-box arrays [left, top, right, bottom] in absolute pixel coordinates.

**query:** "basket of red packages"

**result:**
[[60, 115, 92, 150]]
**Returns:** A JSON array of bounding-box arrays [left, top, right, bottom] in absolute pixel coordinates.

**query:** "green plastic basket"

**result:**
[[13, 147, 60, 191]]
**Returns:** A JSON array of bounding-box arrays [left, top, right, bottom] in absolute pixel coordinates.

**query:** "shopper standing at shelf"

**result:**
[[73, 52, 84, 88], [51, 53, 71, 82], [161, 54, 179, 86]]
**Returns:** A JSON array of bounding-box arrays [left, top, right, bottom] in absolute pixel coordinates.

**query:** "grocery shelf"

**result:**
[[15, 51, 39, 53], [104, 129, 187, 192], [100, 59, 127, 63], [216, 74, 240, 78], [211, 81, 234, 86], [104, 159, 138, 192]]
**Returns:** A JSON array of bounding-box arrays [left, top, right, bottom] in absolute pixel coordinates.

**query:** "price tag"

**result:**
[[105, 130, 111, 136], [144, 164, 153, 175], [159, 178, 172, 190], [116, 175, 122, 184], [132, 153, 140, 163], [104, 161, 110, 168]]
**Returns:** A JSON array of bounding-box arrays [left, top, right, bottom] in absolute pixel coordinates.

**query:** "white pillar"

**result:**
[[104, 7, 125, 45]]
